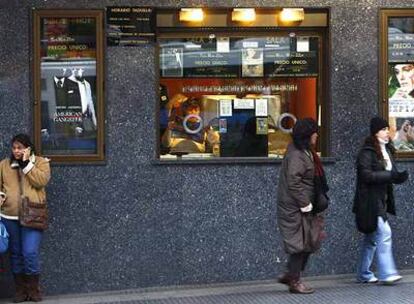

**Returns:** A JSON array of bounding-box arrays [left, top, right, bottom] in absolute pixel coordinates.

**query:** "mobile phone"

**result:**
[[26, 147, 34, 156]]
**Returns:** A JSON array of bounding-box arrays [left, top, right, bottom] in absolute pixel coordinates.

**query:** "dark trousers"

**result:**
[[287, 252, 310, 279]]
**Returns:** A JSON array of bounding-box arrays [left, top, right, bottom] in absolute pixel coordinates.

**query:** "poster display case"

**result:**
[[33, 10, 105, 163], [381, 10, 414, 156]]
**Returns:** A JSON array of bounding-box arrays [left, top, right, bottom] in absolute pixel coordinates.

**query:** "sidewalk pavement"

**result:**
[[2, 270, 414, 304]]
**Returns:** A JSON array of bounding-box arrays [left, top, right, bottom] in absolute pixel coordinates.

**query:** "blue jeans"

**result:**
[[356, 216, 399, 281], [2, 218, 43, 275]]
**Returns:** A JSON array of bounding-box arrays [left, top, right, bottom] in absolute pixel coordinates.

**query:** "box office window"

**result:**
[[158, 20, 328, 161], [381, 10, 414, 156]]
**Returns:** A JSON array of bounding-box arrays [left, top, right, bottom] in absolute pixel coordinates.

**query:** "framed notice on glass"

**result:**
[[33, 10, 105, 163], [380, 10, 414, 157]]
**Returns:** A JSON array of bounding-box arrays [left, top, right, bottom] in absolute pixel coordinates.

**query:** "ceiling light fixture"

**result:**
[[280, 8, 305, 22], [232, 8, 256, 22], [179, 8, 204, 22]]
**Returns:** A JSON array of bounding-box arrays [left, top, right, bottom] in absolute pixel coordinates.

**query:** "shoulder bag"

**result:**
[[17, 171, 48, 231]]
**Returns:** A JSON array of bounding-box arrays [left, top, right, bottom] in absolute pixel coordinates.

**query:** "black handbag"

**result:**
[[313, 175, 329, 213], [314, 192, 329, 213]]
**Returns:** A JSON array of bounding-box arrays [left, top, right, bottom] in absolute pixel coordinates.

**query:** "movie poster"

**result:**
[[40, 17, 99, 155], [241, 48, 264, 77], [388, 63, 414, 151], [387, 18, 414, 153]]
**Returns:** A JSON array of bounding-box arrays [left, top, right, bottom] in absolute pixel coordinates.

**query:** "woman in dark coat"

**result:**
[[277, 118, 328, 294], [353, 117, 408, 284]]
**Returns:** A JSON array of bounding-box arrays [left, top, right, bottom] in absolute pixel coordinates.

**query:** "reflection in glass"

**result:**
[[159, 35, 320, 160]]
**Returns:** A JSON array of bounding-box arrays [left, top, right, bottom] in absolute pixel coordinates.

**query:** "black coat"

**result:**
[[352, 139, 396, 234]]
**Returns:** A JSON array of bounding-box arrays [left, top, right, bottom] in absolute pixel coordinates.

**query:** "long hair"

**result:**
[[364, 135, 395, 160]]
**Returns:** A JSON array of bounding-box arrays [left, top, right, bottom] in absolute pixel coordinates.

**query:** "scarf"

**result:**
[[311, 150, 329, 194]]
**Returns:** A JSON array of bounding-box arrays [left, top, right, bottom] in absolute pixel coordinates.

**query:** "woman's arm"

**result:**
[[286, 152, 312, 209], [23, 157, 51, 189], [357, 150, 392, 184]]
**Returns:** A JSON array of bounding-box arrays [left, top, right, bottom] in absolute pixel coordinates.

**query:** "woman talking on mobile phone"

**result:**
[[0, 134, 51, 302]]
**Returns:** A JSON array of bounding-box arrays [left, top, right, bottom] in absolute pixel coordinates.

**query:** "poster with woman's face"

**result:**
[[388, 64, 414, 151], [389, 63, 414, 101]]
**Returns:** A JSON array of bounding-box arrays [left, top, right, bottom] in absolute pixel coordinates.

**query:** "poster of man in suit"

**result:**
[[39, 16, 99, 155]]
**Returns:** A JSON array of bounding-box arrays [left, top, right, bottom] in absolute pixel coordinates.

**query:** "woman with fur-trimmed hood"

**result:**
[[277, 118, 328, 294]]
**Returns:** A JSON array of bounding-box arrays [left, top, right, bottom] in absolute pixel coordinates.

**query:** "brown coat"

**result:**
[[0, 156, 51, 217], [277, 143, 316, 254]]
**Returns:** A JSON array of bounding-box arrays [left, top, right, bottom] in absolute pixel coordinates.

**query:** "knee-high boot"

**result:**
[[13, 273, 28, 303], [26, 274, 42, 302]]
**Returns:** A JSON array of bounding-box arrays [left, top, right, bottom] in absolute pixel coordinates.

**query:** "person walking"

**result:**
[[0, 134, 51, 302], [353, 117, 408, 284], [277, 118, 328, 294]]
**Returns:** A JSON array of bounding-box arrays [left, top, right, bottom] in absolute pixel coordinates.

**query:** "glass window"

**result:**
[[158, 33, 324, 160]]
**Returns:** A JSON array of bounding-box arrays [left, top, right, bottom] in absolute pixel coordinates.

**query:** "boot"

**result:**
[[13, 273, 28, 303], [26, 274, 42, 302]]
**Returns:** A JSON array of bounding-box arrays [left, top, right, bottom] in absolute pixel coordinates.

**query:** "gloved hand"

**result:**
[[391, 170, 409, 184], [17, 159, 29, 169]]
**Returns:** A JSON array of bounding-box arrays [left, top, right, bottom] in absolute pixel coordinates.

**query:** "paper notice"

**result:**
[[217, 37, 230, 53], [297, 37, 309, 52], [255, 99, 268, 116], [234, 98, 255, 109], [220, 100, 232, 117]]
